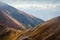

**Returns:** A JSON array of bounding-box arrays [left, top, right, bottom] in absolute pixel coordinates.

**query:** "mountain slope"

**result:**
[[0, 2, 44, 28], [0, 25, 23, 40], [20, 16, 60, 40], [0, 10, 25, 30]]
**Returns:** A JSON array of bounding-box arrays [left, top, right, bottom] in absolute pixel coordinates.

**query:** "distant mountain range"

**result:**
[[0, 2, 44, 29]]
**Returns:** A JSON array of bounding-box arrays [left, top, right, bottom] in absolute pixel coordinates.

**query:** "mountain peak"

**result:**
[[49, 16, 60, 22], [55, 16, 60, 19], [0, 2, 6, 6]]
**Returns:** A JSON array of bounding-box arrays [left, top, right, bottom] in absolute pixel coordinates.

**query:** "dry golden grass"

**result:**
[[0, 26, 23, 40]]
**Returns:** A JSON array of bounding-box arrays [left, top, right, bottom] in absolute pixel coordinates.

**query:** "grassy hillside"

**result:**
[[19, 16, 60, 40], [0, 25, 23, 40]]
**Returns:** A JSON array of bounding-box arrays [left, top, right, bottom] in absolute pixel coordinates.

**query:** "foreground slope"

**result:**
[[0, 25, 23, 40], [21, 16, 60, 40], [0, 2, 44, 28]]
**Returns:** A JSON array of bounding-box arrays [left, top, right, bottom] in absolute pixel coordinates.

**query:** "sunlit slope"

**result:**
[[0, 25, 24, 40], [19, 16, 60, 40]]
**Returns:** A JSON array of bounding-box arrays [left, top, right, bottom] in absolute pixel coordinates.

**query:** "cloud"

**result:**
[[0, 0, 60, 4], [10, 4, 57, 9], [8, 3, 60, 11], [0, 0, 60, 11]]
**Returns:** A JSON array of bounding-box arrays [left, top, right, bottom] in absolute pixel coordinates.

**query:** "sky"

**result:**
[[0, 0, 60, 21]]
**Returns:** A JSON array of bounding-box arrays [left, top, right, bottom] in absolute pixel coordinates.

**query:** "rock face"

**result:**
[[21, 16, 60, 40], [0, 2, 44, 29]]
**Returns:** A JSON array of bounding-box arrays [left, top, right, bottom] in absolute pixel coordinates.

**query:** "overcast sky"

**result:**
[[0, 0, 60, 21]]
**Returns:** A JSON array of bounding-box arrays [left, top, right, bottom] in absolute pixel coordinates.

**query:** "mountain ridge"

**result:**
[[0, 2, 44, 29], [19, 16, 60, 40]]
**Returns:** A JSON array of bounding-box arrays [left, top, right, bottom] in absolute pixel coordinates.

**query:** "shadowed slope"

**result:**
[[0, 10, 25, 30]]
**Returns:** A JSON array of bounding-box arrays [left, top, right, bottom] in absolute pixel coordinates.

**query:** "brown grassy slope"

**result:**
[[0, 25, 32, 40], [30, 17, 60, 40], [24, 16, 60, 40], [0, 25, 23, 40]]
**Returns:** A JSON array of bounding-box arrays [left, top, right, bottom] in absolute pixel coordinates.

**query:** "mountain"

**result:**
[[0, 10, 25, 30], [20, 6, 60, 21], [20, 16, 60, 40], [0, 2, 44, 29]]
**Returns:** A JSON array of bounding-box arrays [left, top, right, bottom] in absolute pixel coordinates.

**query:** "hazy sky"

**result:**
[[0, 0, 60, 21]]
